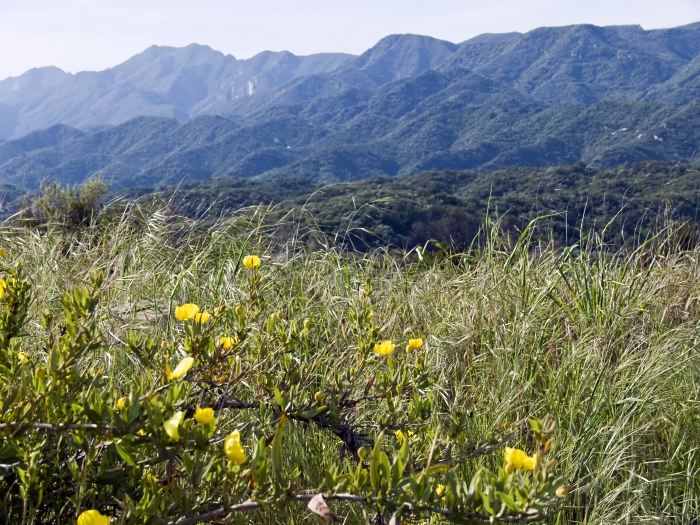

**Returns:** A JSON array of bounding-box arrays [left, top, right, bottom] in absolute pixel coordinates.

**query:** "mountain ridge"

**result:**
[[1, 21, 699, 191]]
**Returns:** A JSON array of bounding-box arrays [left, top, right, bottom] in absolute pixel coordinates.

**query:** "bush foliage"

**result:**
[[0, 205, 698, 523]]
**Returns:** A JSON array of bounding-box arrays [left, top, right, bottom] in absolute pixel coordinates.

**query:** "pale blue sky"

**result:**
[[1, 0, 699, 79]]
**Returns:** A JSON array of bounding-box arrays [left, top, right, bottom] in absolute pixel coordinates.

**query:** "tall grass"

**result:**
[[2, 205, 699, 524]]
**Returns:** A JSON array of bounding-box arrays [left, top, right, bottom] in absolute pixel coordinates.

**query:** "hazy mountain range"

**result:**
[[0, 22, 699, 192]]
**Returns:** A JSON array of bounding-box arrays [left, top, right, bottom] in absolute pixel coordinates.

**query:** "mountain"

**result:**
[[0, 44, 352, 139], [0, 22, 699, 191]]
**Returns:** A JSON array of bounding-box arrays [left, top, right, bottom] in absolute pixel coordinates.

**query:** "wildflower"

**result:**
[[163, 411, 184, 441], [243, 255, 261, 269], [175, 303, 199, 321], [16, 352, 29, 365], [194, 407, 215, 426], [193, 311, 211, 324], [394, 429, 414, 445], [115, 397, 129, 411], [406, 338, 424, 352], [166, 356, 194, 381], [374, 340, 395, 356], [224, 430, 247, 464], [303, 318, 312, 331], [435, 484, 447, 499], [0, 278, 6, 299], [144, 472, 159, 485], [77, 509, 111, 525], [218, 336, 238, 350], [314, 391, 325, 404], [503, 447, 537, 472], [234, 305, 245, 317]]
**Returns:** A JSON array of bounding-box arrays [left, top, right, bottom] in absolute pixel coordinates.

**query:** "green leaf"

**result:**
[[114, 440, 136, 467]]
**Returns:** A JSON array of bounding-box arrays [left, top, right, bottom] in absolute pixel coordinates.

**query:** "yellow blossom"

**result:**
[[243, 255, 261, 269], [194, 407, 215, 426], [503, 447, 537, 472], [218, 336, 238, 350], [163, 411, 184, 441], [115, 397, 129, 411], [0, 278, 6, 299], [394, 429, 414, 445], [224, 430, 247, 464], [374, 340, 395, 356], [77, 509, 111, 525], [175, 303, 199, 321], [194, 311, 211, 324], [406, 338, 424, 352], [16, 351, 29, 365], [144, 472, 159, 485], [166, 356, 194, 381], [435, 484, 446, 499]]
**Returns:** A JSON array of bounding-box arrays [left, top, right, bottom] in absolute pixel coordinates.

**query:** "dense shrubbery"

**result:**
[[0, 204, 698, 523]]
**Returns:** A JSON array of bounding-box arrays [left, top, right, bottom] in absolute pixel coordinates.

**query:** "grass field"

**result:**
[[1, 206, 698, 524]]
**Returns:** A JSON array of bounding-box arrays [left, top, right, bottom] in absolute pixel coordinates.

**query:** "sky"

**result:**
[[1, 0, 699, 79]]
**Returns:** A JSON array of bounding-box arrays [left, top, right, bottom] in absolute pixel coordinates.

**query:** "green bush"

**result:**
[[0, 242, 564, 524]]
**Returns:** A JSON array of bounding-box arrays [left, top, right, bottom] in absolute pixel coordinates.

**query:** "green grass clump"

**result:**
[[0, 206, 698, 524]]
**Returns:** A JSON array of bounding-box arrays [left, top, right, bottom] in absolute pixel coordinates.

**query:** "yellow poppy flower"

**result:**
[[194, 407, 215, 426], [243, 255, 261, 269], [114, 397, 129, 411], [194, 311, 211, 324], [394, 430, 406, 445], [503, 447, 537, 472], [224, 430, 247, 464], [218, 336, 237, 350], [77, 509, 111, 525], [16, 351, 29, 365], [406, 338, 424, 352], [374, 340, 395, 356], [163, 411, 184, 441], [166, 356, 194, 381], [175, 303, 199, 321]]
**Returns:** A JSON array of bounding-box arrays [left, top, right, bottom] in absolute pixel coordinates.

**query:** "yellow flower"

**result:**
[[218, 336, 238, 350], [435, 484, 446, 499], [166, 356, 194, 381], [394, 429, 414, 445], [243, 255, 261, 269], [16, 351, 29, 365], [163, 411, 184, 441], [224, 430, 247, 464], [175, 303, 199, 321], [374, 340, 395, 356], [0, 278, 6, 299], [503, 447, 537, 472], [193, 311, 211, 324], [77, 509, 111, 525], [115, 397, 129, 411], [194, 407, 215, 426], [406, 338, 424, 352]]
